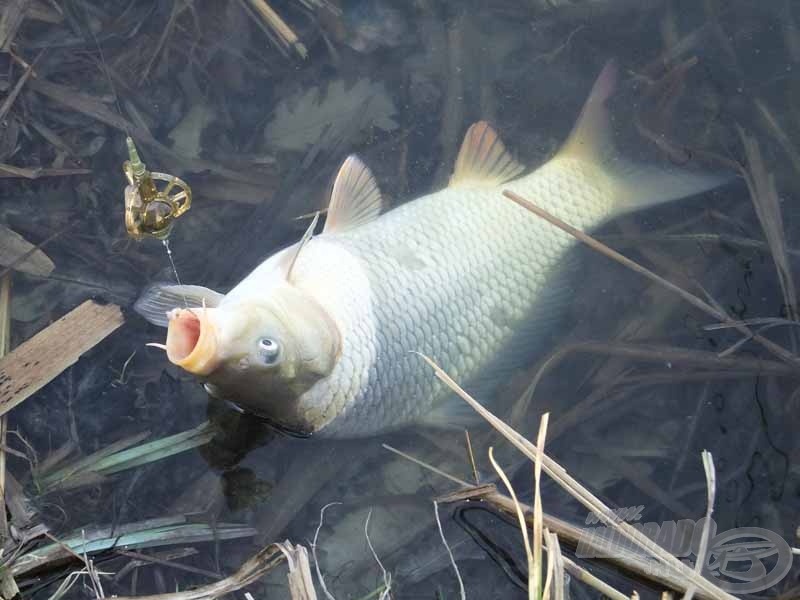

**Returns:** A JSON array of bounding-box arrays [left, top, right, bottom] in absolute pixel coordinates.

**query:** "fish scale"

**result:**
[[288, 157, 616, 437]]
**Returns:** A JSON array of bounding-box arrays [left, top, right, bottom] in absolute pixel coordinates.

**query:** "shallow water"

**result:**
[[1, 0, 799, 598]]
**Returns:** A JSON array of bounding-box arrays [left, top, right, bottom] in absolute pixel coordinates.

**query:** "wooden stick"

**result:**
[[0, 164, 91, 179], [112, 544, 285, 600], [244, 0, 308, 59], [0, 301, 123, 417]]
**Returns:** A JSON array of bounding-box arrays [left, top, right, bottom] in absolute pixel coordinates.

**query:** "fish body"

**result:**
[[137, 62, 727, 438], [231, 159, 611, 437]]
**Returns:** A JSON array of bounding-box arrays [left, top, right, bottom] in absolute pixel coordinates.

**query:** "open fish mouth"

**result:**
[[165, 308, 219, 375]]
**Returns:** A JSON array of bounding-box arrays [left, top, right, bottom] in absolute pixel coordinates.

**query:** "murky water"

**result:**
[[1, 0, 799, 598]]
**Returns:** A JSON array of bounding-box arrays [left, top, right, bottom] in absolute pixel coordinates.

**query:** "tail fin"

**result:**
[[559, 60, 619, 162], [558, 60, 732, 216]]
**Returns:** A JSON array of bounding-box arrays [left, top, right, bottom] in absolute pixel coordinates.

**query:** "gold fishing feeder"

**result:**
[[123, 137, 192, 240]]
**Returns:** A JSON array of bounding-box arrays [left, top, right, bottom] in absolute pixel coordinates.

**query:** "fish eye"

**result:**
[[258, 337, 281, 363]]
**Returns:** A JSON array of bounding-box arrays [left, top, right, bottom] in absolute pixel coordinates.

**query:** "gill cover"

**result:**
[[202, 284, 342, 435]]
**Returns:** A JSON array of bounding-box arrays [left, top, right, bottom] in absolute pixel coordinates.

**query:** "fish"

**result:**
[[136, 61, 728, 438]]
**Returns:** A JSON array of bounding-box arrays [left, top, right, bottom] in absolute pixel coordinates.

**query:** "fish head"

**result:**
[[164, 285, 340, 434]]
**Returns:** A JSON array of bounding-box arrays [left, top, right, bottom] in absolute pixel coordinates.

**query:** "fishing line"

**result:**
[[80, 0, 128, 136], [80, 1, 188, 307]]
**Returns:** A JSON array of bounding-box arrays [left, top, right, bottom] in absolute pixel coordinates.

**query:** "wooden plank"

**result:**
[[0, 301, 124, 416]]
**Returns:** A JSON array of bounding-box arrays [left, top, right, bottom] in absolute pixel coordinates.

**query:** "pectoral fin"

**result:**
[[134, 283, 224, 327]]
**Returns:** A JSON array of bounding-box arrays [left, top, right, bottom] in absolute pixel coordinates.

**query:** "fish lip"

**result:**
[[165, 308, 219, 375]]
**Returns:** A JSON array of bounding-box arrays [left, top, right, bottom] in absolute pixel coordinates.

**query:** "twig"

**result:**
[[433, 502, 465, 600], [489, 447, 534, 600], [754, 99, 800, 176], [737, 127, 798, 330], [364, 510, 391, 600], [561, 553, 629, 600], [532, 414, 548, 600], [0, 50, 40, 122], [81, 530, 105, 599], [275, 541, 318, 600], [382, 443, 469, 487], [311, 503, 339, 600], [682, 452, 716, 600], [0, 164, 91, 179], [464, 430, 479, 485], [544, 530, 566, 600], [115, 549, 221, 580], [111, 545, 285, 600], [114, 548, 200, 583], [241, 0, 308, 58]]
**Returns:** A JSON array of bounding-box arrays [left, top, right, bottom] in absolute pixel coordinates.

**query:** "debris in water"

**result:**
[[0, 300, 124, 417], [0, 225, 55, 278], [35, 421, 216, 493], [264, 78, 398, 152], [10, 515, 259, 577]]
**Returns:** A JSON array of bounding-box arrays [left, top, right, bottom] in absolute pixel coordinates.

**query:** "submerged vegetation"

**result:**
[[0, 0, 798, 598]]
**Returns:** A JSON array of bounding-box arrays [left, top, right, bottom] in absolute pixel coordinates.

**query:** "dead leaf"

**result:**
[[264, 78, 398, 152], [0, 225, 55, 277]]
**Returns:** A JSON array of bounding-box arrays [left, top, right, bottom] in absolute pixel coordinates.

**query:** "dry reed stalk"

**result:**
[[275, 541, 318, 600], [243, 0, 308, 58], [417, 353, 737, 600], [110, 544, 285, 600]]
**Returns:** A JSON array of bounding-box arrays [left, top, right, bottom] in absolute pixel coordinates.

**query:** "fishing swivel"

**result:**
[[123, 137, 192, 240]]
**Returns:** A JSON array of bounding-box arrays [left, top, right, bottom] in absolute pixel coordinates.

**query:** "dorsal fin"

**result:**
[[323, 156, 384, 234], [557, 60, 618, 162], [449, 121, 524, 188]]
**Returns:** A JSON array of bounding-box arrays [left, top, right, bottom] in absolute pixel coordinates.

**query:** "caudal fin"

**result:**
[[607, 161, 733, 215], [558, 60, 733, 216]]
